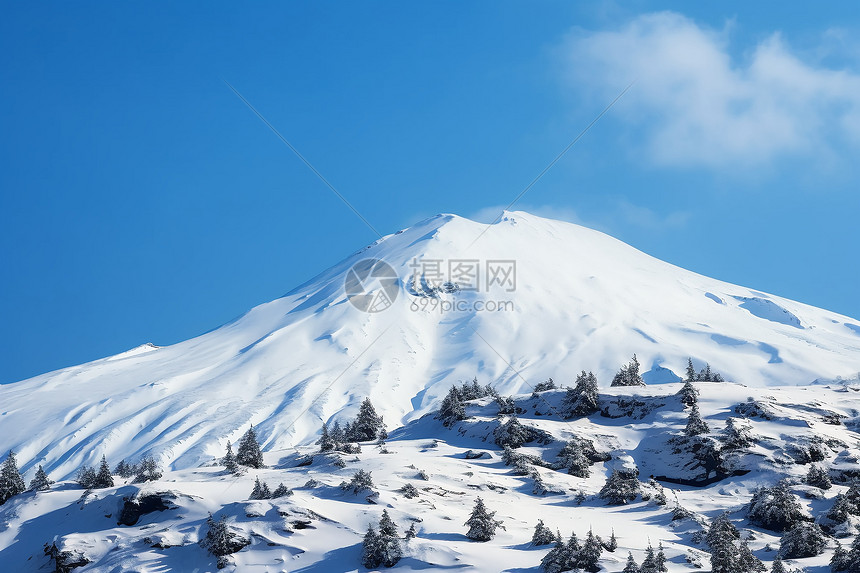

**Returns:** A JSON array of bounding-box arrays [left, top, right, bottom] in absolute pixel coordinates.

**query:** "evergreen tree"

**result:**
[[250, 477, 271, 500], [404, 523, 417, 540], [655, 542, 667, 572], [722, 418, 755, 450], [272, 483, 292, 498], [622, 552, 640, 573], [341, 469, 374, 494], [678, 379, 699, 406], [779, 522, 826, 558], [557, 439, 591, 478], [599, 470, 640, 505], [846, 481, 860, 511], [361, 524, 382, 568], [377, 509, 402, 567], [76, 466, 97, 489], [707, 513, 740, 573], [236, 426, 265, 468], [493, 415, 531, 448], [134, 455, 162, 483], [748, 480, 806, 532], [685, 402, 710, 436], [806, 464, 832, 489], [318, 422, 335, 452], [827, 493, 852, 524], [330, 420, 346, 443], [831, 542, 850, 572], [200, 513, 232, 557], [438, 388, 467, 427], [533, 378, 557, 393], [580, 529, 603, 573], [349, 398, 385, 442], [686, 358, 697, 382], [114, 460, 133, 478], [532, 519, 557, 546], [603, 529, 618, 552], [29, 465, 53, 492], [223, 442, 239, 474], [641, 543, 658, 573], [561, 371, 600, 418], [465, 497, 503, 541], [611, 354, 646, 387], [0, 451, 26, 505], [541, 537, 567, 573], [770, 556, 787, 573], [739, 539, 766, 572], [94, 455, 114, 488]]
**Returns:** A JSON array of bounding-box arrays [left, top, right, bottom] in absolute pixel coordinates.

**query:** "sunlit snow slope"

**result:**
[[2, 211, 860, 478]]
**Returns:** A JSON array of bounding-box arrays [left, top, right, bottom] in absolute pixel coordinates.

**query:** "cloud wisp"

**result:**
[[564, 12, 860, 169]]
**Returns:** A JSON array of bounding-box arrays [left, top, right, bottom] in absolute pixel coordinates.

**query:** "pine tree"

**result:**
[[200, 513, 236, 560], [678, 379, 699, 406], [541, 536, 567, 573], [707, 513, 740, 573], [94, 455, 114, 488], [29, 465, 53, 492], [341, 469, 374, 494], [685, 402, 710, 436], [76, 466, 97, 489], [318, 422, 335, 452], [722, 417, 755, 450], [361, 524, 382, 568], [250, 477, 271, 500], [739, 539, 766, 572], [271, 483, 292, 498], [827, 492, 852, 524], [557, 439, 591, 478], [748, 480, 806, 532], [349, 397, 385, 442], [223, 442, 239, 474], [437, 387, 467, 427], [330, 420, 345, 443], [0, 451, 26, 505], [377, 509, 402, 567], [580, 529, 603, 573], [465, 497, 503, 541], [134, 455, 162, 483], [561, 371, 600, 418], [404, 522, 417, 540], [599, 469, 640, 505], [532, 519, 557, 546], [641, 543, 658, 573], [655, 541, 667, 572], [603, 529, 618, 552], [806, 464, 832, 489], [611, 354, 646, 387], [623, 552, 640, 573], [493, 415, 531, 448], [236, 425, 265, 468], [779, 522, 826, 558], [686, 358, 697, 382], [831, 542, 850, 572], [770, 556, 787, 573]]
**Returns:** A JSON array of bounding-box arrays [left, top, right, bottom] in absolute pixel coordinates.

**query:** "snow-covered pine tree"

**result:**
[[561, 371, 600, 418], [641, 543, 658, 573], [349, 397, 385, 442], [532, 519, 556, 546], [747, 480, 806, 532], [533, 378, 557, 393], [250, 477, 270, 500], [496, 395, 517, 415], [541, 537, 567, 573], [94, 455, 114, 488], [377, 509, 402, 567], [611, 354, 646, 387], [779, 522, 826, 558], [404, 522, 417, 540], [341, 469, 374, 494], [684, 402, 710, 436], [0, 450, 26, 505], [827, 493, 852, 524], [465, 497, 503, 541], [678, 379, 699, 406], [200, 513, 232, 556], [493, 415, 531, 448], [722, 417, 755, 450], [706, 513, 740, 573], [770, 555, 787, 573], [739, 539, 766, 572], [580, 529, 603, 573], [557, 439, 591, 478], [686, 358, 697, 383], [76, 466, 97, 489], [655, 541, 667, 572], [133, 455, 162, 483], [114, 460, 131, 478], [622, 552, 640, 573], [599, 469, 640, 505], [236, 426, 265, 468], [330, 420, 345, 443], [603, 529, 618, 552], [318, 422, 335, 452], [831, 541, 850, 572], [806, 464, 832, 489], [29, 465, 53, 492], [271, 483, 292, 498], [223, 442, 239, 474], [361, 524, 382, 568], [437, 387, 467, 427]]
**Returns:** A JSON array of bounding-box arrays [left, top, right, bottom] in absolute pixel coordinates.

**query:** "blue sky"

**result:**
[[2, 2, 860, 384]]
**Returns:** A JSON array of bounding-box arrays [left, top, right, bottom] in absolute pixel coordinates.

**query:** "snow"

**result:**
[[1, 211, 860, 482]]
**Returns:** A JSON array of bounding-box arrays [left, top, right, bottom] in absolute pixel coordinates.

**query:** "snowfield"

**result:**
[[2, 210, 860, 572]]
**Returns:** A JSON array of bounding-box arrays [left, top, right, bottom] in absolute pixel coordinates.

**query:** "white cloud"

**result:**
[[564, 12, 860, 168]]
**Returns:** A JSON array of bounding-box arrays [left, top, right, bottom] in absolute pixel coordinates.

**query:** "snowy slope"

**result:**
[[2, 211, 860, 480], [4, 381, 860, 572]]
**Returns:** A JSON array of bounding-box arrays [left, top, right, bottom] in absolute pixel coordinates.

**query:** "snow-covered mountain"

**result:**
[[3, 211, 860, 480]]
